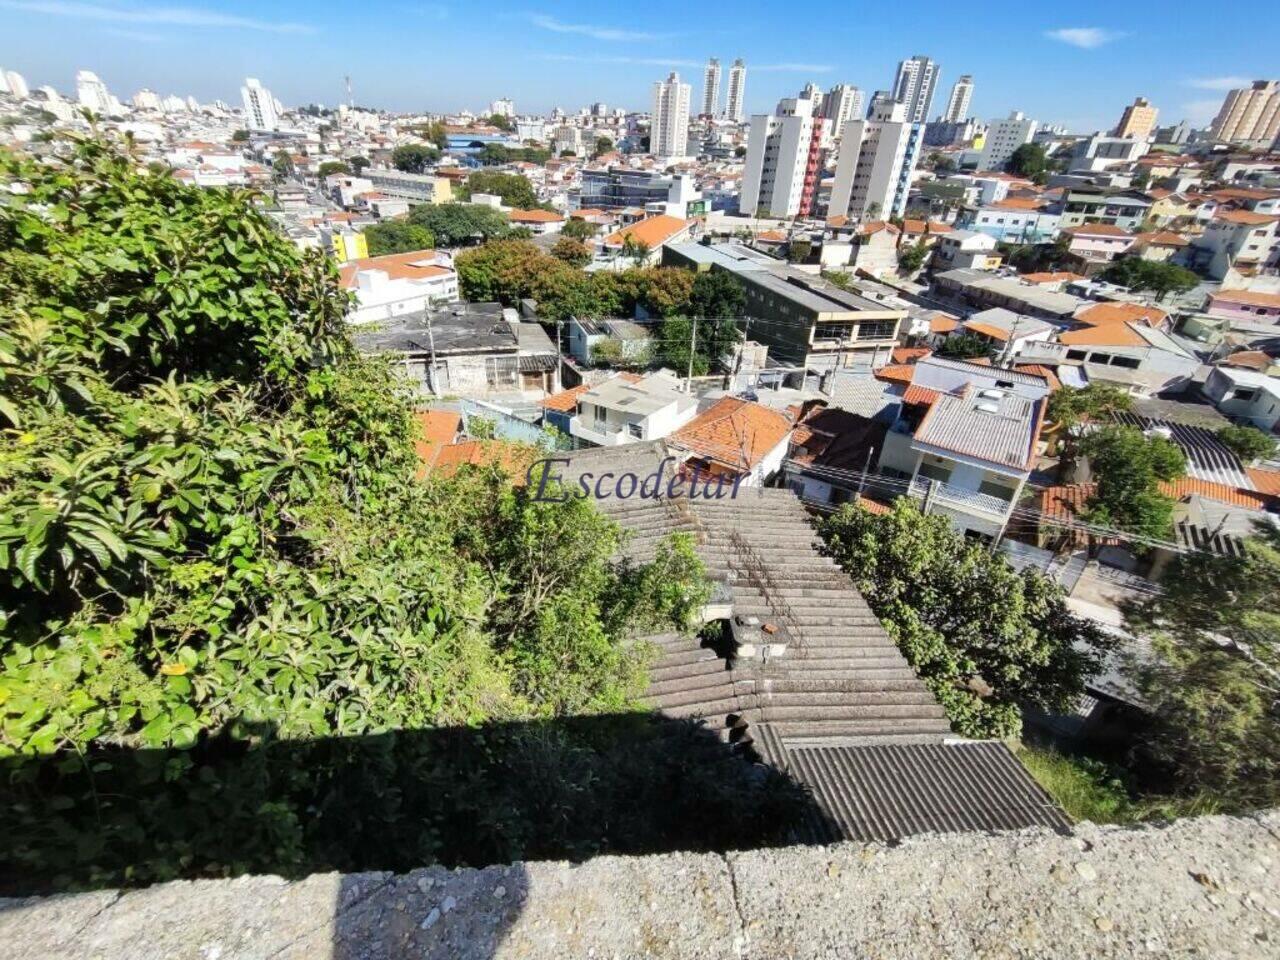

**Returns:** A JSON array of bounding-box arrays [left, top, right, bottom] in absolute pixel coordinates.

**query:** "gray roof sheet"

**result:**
[[353, 302, 516, 356], [915, 388, 1041, 469], [1112, 412, 1252, 488]]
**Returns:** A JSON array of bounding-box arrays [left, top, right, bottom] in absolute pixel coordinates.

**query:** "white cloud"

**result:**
[[1181, 99, 1223, 126], [1044, 27, 1124, 49], [753, 63, 834, 73], [0, 1, 314, 33], [1184, 76, 1249, 91], [529, 14, 660, 42]]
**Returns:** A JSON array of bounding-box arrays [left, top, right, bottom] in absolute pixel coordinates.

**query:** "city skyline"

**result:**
[[1, 1, 1278, 131]]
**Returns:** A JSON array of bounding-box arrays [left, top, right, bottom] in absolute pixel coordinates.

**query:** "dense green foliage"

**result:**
[[461, 170, 537, 209], [391, 143, 438, 174], [935, 333, 993, 360], [0, 138, 784, 889], [406, 202, 510, 247], [487, 113, 513, 132], [316, 160, 349, 178], [819, 500, 1111, 738], [477, 143, 552, 166], [1017, 747, 1140, 824], [1081, 425, 1186, 541], [1216, 424, 1277, 463], [1004, 143, 1049, 179], [1125, 524, 1280, 810], [593, 136, 614, 158], [550, 236, 592, 267], [1046, 384, 1133, 461], [1100, 258, 1200, 300], [363, 221, 437, 256], [897, 240, 929, 273], [561, 218, 597, 241]]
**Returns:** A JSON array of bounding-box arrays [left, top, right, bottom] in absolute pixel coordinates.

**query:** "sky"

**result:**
[[1, 1, 1277, 132]]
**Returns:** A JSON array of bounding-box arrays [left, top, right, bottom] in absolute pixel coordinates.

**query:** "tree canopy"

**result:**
[[1100, 258, 1200, 301], [1081, 425, 1187, 542], [1047, 384, 1133, 461], [391, 143, 439, 174], [406, 202, 510, 247], [550, 236, 593, 268], [935, 333, 993, 360], [1005, 143, 1049, 179], [462, 169, 537, 209], [1216, 424, 1277, 463], [0, 137, 773, 888], [363, 221, 437, 256], [819, 499, 1112, 739]]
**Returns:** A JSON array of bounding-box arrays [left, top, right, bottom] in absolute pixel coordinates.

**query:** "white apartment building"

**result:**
[[701, 58, 721, 117], [489, 98, 515, 118], [3, 70, 29, 99], [651, 72, 691, 160], [820, 84, 864, 133], [893, 55, 939, 124], [1210, 80, 1280, 150], [132, 88, 161, 111], [553, 124, 584, 157], [569, 372, 699, 447], [339, 250, 459, 324], [941, 75, 974, 123], [240, 77, 279, 132], [75, 70, 113, 114], [740, 94, 821, 218], [977, 111, 1037, 172], [829, 101, 922, 221], [725, 59, 747, 123]]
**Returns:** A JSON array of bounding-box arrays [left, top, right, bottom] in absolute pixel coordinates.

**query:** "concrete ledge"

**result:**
[[3, 812, 1279, 959]]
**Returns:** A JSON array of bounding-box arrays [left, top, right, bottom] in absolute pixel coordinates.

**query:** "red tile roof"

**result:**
[[891, 346, 932, 364], [1247, 468, 1280, 497], [338, 249, 452, 287], [413, 410, 462, 474], [1214, 209, 1278, 226], [1211, 289, 1280, 309], [508, 208, 564, 223], [873, 363, 916, 386], [1074, 302, 1168, 328], [603, 214, 691, 249], [1064, 223, 1134, 238], [669, 397, 793, 473], [902, 384, 940, 406], [1058, 322, 1150, 347]]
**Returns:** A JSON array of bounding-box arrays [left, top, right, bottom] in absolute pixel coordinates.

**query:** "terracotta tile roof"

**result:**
[[1212, 289, 1280, 308], [338, 249, 452, 287], [873, 363, 916, 386], [1210, 187, 1280, 203], [571, 208, 608, 218], [902, 384, 940, 406], [1064, 223, 1134, 238], [826, 214, 851, 227], [1214, 209, 1278, 226], [857, 497, 893, 515], [892, 346, 932, 364], [670, 397, 793, 473], [432, 439, 538, 482], [540, 373, 642, 412], [990, 197, 1047, 211], [1022, 271, 1085, 284], [858, 220, 901, 236], [1138, 231, 1190, 247], [964, 321, 1012, 342], [1058, 322, 1150, 347], [756, 229, 787, 242], [928, 313, 959, 334], [1075, 302, 1168, 328], [1013, 364, 1062, 391], [1039, 479, 1274, 521], [413, 410, 462, 474], [1247, 468, 1280, 497], [603, 214, 691, 249], [508, 208, 564, 223], [1221, 350, 1274, 371]]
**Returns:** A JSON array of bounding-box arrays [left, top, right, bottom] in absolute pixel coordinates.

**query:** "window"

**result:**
[[857, 320, 899, 340], [627, 422, 643, 439], [593, 404, 607, 423], [485, 356, 518, 387], [1231, 388, 1258, 402], [1066, 349, 1088, 361]]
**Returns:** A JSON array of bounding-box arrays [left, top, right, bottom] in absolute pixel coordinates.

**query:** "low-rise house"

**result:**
[[364, 169, 453, 205], [1206, 288, 1280, 324], [1072, 301, 1171, 332], [338, 249, 459, 323], [1189, 210, 1280, 281], [932, 230, 1002, 271], [668, 397, 794, 487], [782, 404, 889, 508], [1063, 223, 1136, 267], [958, 307, 1056, 357], [569, 371, 699, 446], [1041, 323, 1202, 397], [933, 268, 1086, 323], [567, 317, 654, 366], [508, 208, 565, 235], [539, 373, 641, 436], [1133, 231, 1190, 263], [847, 221, 902, 277], [1057, 187, 1152, 231], [1202, 366, 1280, 432], [598, 214, 694, 267], [963, 201, 1061, 244]]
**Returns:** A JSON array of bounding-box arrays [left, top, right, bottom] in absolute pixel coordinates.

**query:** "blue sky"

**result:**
[[1, 1, 1276, 131]]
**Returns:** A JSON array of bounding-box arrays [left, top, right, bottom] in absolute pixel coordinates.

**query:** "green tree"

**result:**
[[488, 113, 513, 132], [1080, 425, 1186, 542], [231, 129, 249, 142], [392, 143, 439, 174], [593, 136, 614, 158], [407, 202, 510, 247], [317, 160, 350, 178], [935, 333, 992, 360], [455, 238, 548, 303], [819, 499, 1112, 739], [561, 218, 597, 241], [1047, 384, 1134, 462], [688, 270, 745, 320], [1005, 143, 1049, 179], [551, 236, 593, 268], [621, 236, 651, 267], [349, 155, 370, 174], [1217, 424, 1278, 463], [786, 238, 812, 263], [364, 222, 437, 256], [1100, 258, 1200, 301], [661, 316, 707, 377], [462, 170, 537, 209], [734, 145, 747, 158], [898, 240, 929, 273], [272, 149, 294, 182], [1125, 523, 1280, 809]]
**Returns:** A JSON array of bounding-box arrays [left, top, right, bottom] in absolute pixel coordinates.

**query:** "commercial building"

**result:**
[[1113, 97, 1159, 140], [828, 100, 923, 221], [940, 75, 974, 123], [578, 166, 704, 217], [1210, 81, 1280, 150], [240, 77, 279, 132], [725, 59, 747, 123], [701, 58, 721, 117], [363, 170, 453, 205], [739, 93, 826, 218], [1057, 187, 1152, 231], [651, 72, 691, 160], [892, 55, 939, 124], [976, 112, 1037, 172]]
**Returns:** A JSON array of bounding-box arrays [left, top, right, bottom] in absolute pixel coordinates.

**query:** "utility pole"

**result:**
[[685, 315, 698, 394], [727, 315, 752, 390], [854, 446, 875, 503]]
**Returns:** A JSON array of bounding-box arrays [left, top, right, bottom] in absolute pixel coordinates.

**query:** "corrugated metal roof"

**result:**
[[915, 388, 1041, 469], [782, 740, 1070, 842], [1112, 412, 1253, 489]]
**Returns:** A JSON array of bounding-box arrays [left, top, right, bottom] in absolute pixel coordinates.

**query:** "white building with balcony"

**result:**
[[569, 372, 699, 447], [338, 249, 459, 324]]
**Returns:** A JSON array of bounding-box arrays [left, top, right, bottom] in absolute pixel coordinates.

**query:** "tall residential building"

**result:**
[[892, 55, 939, 123], [651, 71, 691, 160], [820, 84, 864, 132], [1113, 97, 1159, 140], [739, 92, 826, 218], [0, 69, 8, 95], [4, 70, 29, 99], [976, 111, 1038, 171], [725, 59, 747, 122], [132, 89, 161, 111], [941, 75, 974, 123], [701, 58, 721, 117], [868, 89, 894, 117], [240, 77, 280, 132], [1209, 81, 1280, 149], [489, 97, 515, 118], [75, 70, 112, 114], [829, 101, 923, 221]]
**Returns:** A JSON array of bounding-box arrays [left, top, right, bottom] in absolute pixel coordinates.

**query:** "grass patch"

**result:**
[[1018, 747, 1139, 824]]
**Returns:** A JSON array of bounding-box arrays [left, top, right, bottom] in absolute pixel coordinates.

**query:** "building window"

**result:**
[[627, 422, 643, 439]]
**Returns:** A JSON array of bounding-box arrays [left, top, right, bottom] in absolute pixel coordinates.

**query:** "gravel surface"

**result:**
[[3, 811, 1278, 959]]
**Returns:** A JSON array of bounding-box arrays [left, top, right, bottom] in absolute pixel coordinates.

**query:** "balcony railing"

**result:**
[[909, 476, 1013, 518]]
